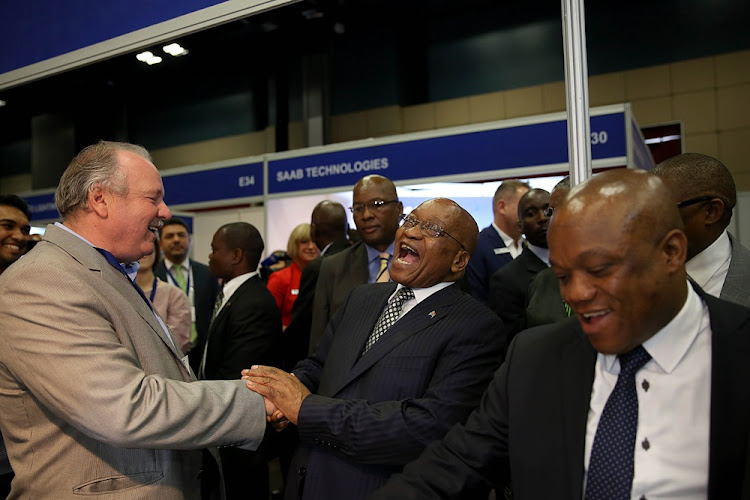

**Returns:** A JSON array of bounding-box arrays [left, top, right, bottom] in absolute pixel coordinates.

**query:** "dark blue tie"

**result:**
[[585, 345, 651, 500]]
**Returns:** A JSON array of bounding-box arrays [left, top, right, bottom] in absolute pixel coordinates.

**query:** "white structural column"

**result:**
[[561, 0, 592, 186]]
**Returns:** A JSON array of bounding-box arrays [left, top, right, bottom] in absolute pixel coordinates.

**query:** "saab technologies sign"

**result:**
[[267, 112, 626, 194]]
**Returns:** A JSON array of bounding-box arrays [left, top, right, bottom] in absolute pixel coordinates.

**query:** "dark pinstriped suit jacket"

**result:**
[[286, 282, 504, 500]]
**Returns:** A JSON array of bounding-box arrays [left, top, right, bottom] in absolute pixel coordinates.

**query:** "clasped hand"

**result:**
[[242, 365, 311, 431]]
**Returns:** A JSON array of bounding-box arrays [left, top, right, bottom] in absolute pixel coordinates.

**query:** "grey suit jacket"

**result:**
[[721, 233, 750, 307], [309, 241, 370, 352], [0, 224, 266, 499]]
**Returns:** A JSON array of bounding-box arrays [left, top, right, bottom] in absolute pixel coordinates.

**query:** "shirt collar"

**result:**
[[392, 281, 453, 304], [526, 243, 550, 266], [57, 222, 140, 280], [686, 230, 731, 289], [221, 271, 259, 302], [367, 241, 396, 262], [163, 257, 190, 271], [600, 281, 705, 375], [492, 222, 519, 250]]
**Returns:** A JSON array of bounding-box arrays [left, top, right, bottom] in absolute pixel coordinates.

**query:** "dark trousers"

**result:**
[[0, 472, 12, 499]]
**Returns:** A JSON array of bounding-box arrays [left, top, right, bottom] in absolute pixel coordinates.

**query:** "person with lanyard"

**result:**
[[155, 217, 220, 369], [136, 240, 192, 351], [0, 140, 272, 499]]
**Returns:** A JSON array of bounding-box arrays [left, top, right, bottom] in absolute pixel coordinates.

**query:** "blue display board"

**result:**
[[0, 1, 228, 75], [162, 162, 263, 206], [24, 193, 58, 222], [268, 112, 626, 194]]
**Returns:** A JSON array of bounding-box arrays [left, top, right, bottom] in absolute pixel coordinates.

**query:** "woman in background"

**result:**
[[136, 241, 193, 352], [267, 223, 320, 329]]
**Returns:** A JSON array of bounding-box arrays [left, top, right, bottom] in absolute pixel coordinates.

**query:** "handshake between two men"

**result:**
[[243, 365, 309, 431]]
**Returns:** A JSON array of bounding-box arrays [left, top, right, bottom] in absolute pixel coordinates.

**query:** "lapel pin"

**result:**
[[428, 310, 436, 318]]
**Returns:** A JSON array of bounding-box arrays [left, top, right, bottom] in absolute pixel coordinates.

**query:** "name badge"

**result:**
[[494, 247, 511, 255], [291, 289, 299, 295]]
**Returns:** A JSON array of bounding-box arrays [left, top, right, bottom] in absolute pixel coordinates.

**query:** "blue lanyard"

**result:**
[[149, 277, 158, 303], [166, 265, 191, 292]]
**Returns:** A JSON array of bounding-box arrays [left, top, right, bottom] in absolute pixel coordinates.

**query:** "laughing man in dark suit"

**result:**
[[244, 198, 504, 500], [371, 169, 750, 500]]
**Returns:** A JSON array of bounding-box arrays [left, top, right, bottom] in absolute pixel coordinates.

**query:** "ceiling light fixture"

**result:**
[[0, 100, 6, 107], [136, 51, 162, 65], [163, 43, 189, 57]]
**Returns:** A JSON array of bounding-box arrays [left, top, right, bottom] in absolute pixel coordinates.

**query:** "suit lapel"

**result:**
[[324, 283, 395, 394], [45, 225, 187, 372], [334, 285, 460, 395], [559, 319, 596, 500]]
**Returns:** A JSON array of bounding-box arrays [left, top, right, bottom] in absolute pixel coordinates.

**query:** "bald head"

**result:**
[[390, 198, 478, 288], [548, 169, 688, 355], [653, 153, 736, 259], [310, 200, 348, 249]]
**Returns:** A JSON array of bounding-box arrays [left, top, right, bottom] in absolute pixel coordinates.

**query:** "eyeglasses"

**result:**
[[676, 196, 713, 208], [349, 199, 399, 215], [398, 214, 466, 250]]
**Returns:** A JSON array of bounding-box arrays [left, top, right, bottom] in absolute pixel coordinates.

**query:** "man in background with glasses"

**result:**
[[654, 153, 750, 307], [308, 174, 402, 352], [244, 198, 504, 500]]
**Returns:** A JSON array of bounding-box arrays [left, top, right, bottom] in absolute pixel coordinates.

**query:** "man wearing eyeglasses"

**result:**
[[654, 153, 750, 307], [308, 175, 403, 352], [243, 198, 504, 500]]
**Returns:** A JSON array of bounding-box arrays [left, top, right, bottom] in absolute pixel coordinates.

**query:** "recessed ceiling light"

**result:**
[[0, 100, 6, 107], [163, 43, 189, 57], [136, 51, 162, 65]]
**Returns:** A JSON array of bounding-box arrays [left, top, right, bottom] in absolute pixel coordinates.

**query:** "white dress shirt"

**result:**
[[492, 223, 524, 258], [686, 230, 731, 298], [215, 271, 259, 314], [584, 282, 711, 499], [387, 281, 454, 325]]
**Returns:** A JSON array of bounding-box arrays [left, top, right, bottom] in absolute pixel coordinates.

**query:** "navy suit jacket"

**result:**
[[372, 290, 750, 499], [488, 246, 547, 343], [287, 282, 505, 500], [155, 259, 220, 370], [466, 226, 514, 304]]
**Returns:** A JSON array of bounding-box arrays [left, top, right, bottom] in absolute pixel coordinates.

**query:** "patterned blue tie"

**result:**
[[585, 345, 651, 500]]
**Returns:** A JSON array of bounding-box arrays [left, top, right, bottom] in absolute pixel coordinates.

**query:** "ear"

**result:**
[[450, 249, 471, 274], [231, 248, 243, 266], [704, 198, 725, 226], [88, 183, 109, 218], [496, 200, 506, 215], [660, 229, 688, 273]]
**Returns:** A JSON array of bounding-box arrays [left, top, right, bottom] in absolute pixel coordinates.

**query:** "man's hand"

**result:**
[[243, 365, 311, 425]]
